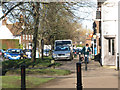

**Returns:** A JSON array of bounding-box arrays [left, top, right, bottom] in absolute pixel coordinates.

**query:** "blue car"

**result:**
[[4, 49, 23, 60]]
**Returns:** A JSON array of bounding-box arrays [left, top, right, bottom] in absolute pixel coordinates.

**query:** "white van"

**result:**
[[54, 40, 73, 51]]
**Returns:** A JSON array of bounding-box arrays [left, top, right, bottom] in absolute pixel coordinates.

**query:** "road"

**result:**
[[38, 56, 118, 89]]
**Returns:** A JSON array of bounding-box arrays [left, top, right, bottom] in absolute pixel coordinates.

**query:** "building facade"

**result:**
[[0, 18, 33, 49], [96, 0, 120, 67]]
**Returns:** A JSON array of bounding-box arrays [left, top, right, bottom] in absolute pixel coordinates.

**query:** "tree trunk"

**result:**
[[41, 39, 44, 60], [31, 2, 40, 62], [38, 39, 41, 58]]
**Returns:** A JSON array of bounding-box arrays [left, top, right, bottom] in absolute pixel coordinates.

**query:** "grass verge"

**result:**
[[6, 68, 71, 76], [2, 76, 54, 88], [2, 57, 62, 75]]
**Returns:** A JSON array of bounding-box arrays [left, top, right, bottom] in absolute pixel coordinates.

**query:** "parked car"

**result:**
[[52, 46, 73, 60], [23, 49, 32, 58], [4, 49, 11, 59], [73, 48, 81, 55], [4, 49, 24, 60], [0, 49, 5, 58]]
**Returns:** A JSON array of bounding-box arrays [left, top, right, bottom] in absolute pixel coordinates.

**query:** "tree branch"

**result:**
[[0, 2, 23, 21]]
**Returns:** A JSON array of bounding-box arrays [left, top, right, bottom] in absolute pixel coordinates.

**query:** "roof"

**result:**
[[6, 22, 23, 36], [2, 19, 34, 36]]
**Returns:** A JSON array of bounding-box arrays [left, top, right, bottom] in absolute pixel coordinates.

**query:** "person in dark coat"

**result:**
[[82, 43, 91, 63]]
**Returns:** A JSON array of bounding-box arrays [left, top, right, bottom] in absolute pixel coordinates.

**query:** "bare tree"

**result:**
[[0, 1, 96, 62]]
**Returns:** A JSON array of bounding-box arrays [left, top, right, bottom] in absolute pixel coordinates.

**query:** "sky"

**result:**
[[77, 0, 97, 30]]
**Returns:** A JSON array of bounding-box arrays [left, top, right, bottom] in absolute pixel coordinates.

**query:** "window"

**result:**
[[29, 35, 30, 40], [108, 39, 111, 52], [112, 39, 114, 55], [26, 35, 27, 40], [108, 39, 115, 55], [32, 35, 33, 40], [23, 35, 25, 40]]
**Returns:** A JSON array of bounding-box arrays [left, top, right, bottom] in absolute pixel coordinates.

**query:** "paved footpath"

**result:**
[[39, 57, 119, 89]]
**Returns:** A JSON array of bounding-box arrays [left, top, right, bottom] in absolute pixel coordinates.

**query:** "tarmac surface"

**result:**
[[37, 56, 119, 89]]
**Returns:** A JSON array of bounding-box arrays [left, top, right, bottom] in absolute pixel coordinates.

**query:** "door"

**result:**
[[104, 38, 116, 65]]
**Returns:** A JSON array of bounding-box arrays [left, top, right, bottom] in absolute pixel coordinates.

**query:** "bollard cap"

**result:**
[[76, 62, 82, 64], [21, 64, 26, 67]]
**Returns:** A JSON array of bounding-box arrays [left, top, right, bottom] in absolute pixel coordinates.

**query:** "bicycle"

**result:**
[[84, 54, 88, 71]]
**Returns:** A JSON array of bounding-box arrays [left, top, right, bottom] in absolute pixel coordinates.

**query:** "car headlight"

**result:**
[[17, 55, 21, 57]]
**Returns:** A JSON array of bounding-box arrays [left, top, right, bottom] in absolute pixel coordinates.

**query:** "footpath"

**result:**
[[39, 57, 119, 89]]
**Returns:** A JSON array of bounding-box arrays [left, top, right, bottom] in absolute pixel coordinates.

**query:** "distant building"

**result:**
[[0, 18, 33, 49]]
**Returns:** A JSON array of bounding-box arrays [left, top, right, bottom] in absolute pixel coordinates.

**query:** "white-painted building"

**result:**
[[0, 25, 20, 42], [101, 0, 120, 67]]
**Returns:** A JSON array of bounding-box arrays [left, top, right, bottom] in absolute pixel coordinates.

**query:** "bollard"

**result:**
[[21, 64, 26, 90], [117, 53, 119, 71], [76, 62, 82, 90], [85, 55, 87, 71]]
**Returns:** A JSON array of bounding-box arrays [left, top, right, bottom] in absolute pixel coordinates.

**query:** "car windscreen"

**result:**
[[25, 49, 32, 52], [55, 46, 70, 51], [55, 41, 71, 46], [10, 50, 21, 54]]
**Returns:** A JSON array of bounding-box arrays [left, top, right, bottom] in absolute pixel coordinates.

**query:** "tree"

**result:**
[[0, 1, 96, 62]]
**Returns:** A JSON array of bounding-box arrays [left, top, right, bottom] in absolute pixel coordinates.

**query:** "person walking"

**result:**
[[82, 43, 91, 63]]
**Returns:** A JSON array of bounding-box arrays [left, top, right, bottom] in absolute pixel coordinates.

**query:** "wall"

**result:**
[[0, 39, 19, 50]]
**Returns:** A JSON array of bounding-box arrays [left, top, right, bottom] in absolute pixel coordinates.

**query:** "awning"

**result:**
[[104, 35, 116, 39]]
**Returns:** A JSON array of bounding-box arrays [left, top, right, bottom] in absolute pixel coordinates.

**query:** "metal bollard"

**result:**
[[21, 64, 26, 90], [76, 62, 83, 90], [117, 53, 119, 71]]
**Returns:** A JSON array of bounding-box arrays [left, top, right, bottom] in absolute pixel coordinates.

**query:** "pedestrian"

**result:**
[[82, 43, 91, 63]]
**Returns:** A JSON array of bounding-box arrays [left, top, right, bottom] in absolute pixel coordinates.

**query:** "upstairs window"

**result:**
[[26, 35, 27, 40], [23, 35, 25, 40]]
